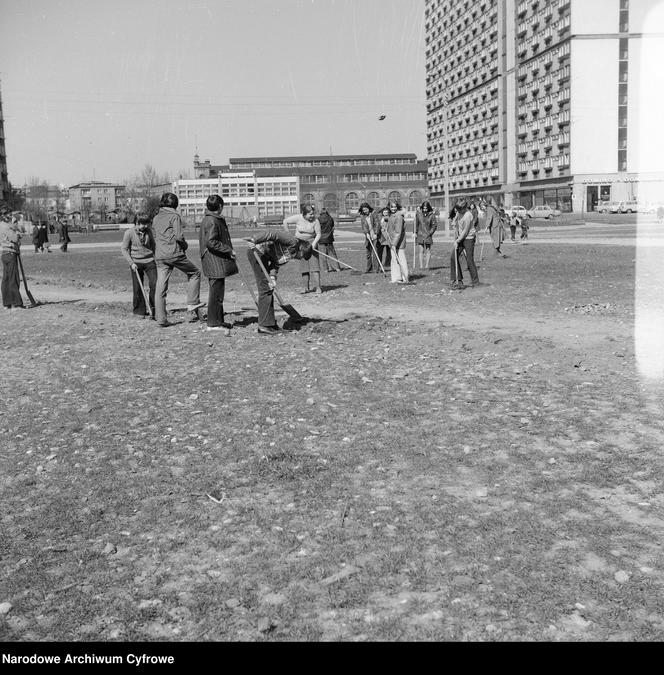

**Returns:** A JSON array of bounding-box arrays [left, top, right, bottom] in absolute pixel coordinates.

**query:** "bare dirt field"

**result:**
[[1, 221, 664, 642]]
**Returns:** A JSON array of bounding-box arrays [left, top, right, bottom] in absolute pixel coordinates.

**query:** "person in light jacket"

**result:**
[[152, 192, 203, 327], [0, 214, 24, 309], [484, 197, 506, 258], [384, 200, 409, 283], [198, 195, 236, 334], [283, 204, 322, 294]]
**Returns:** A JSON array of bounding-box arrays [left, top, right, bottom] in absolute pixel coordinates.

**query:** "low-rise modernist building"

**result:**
[[68, 181, 125, 219], [193, 153, 429, 215], [173, 172, 300, 223], [425, 0, 664, 212]]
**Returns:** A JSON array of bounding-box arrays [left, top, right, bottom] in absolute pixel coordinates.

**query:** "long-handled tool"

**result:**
[[454, 242, 461, 285], [133, 266, 153, 319], [479, 229, 488, 262], [412, 219, 417, 270], [235, 259, 259, 308], [315, 248, 360, 273], [367, 235, 387, 277], [252, 250, 304, 323], [17, 254, 39, 307]]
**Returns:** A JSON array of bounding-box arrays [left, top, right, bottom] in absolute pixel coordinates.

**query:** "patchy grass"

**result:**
[[1, 228, 664, 642]]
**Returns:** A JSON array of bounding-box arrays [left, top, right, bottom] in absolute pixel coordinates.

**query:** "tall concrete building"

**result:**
[[425, 0, 664, 212], [0, 83, 9, 203]]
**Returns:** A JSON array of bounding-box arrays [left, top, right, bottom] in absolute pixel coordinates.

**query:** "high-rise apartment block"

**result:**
[[425, 0, 663, 212]]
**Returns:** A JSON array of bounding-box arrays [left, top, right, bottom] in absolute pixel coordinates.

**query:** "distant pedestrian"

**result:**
[[199, 195, 237, 334], [450, 198, 479, 290], [520, 217, 530, 241], [657, 205, 664, 224], [317, 208, 341, 273], [32, 223, 41, 253], [509, 213, 517, 241], [37, 222, 51, 253], [121, 211, 156, 319], [484, 197, 506, 258], [415, 200, 437, 270], [58, 219, 71, 252], [152, 192, 204, 328], [283, 204, 322, 295], [0, 214, 24, 310]]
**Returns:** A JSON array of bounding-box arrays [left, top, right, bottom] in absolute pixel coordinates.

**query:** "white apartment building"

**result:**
[[173, 172, 300, 223], [425, 0, 664, 212]]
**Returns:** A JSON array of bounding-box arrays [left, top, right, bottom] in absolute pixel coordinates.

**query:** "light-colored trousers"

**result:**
[[155, 255, 201, 324], [390, 247, 409, 282]]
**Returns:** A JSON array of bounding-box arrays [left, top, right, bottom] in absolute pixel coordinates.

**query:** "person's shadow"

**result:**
[[320, 284, 348, 292]]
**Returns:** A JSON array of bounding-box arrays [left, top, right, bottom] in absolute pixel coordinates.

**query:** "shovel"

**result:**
[[316, 249, 360, 272], [133, 266, 153, 319], [252, 250, 305, 323], [17, 254, 39, 307]]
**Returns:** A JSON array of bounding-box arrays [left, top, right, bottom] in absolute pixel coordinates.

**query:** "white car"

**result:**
[[527, 204, 561, 219], [505, 205, 528, 219]]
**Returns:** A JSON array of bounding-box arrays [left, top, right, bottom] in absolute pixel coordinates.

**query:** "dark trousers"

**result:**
[[1, 252, 23, 308], [131, 261, 157, 316], [450, 239, 479, 284], [510, 225, 516, 240], [378, 242, 391, 267], [247, 249, 277, 328], [320, 243, 341, 271], [207, 277, 226, 327], [364, 239, 375, 272]]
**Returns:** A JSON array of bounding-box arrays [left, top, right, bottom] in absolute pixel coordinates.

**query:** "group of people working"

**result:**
[[2, 190, 531, 328]]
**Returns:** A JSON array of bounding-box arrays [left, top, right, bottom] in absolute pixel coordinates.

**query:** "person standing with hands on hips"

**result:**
[[152, 192, 204, 328], [199, 195, 237, 335], [121, 212, 156, 319], [283, 204, 322, 294]]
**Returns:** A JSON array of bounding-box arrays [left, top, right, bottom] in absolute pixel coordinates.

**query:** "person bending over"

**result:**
[[244, 230, 312, 335]]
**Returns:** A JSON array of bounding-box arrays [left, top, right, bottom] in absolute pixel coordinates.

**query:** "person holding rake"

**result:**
[[450, 198, 480, 290], [385, 200, 409, 283], [121, 212, 156, 319]]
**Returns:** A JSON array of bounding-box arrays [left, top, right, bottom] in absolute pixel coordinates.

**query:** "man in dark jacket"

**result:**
[[199, 195, 236, 334], [58, 219, 71, 252], [317, 208, 340, 273], [243, 230, 312, 335]]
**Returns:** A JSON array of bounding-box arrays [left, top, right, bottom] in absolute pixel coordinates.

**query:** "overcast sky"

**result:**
[[0, 0, 426, 187]]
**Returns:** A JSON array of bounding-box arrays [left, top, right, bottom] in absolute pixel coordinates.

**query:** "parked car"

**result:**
[[526, 204, 561, 219], [619, 200, 639, 213], [505, 205, 528, 219]]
